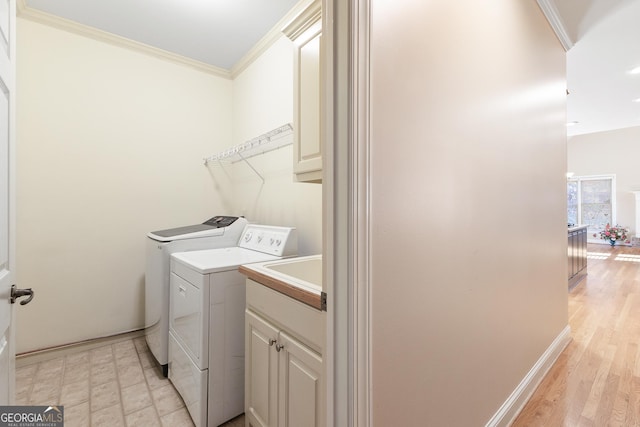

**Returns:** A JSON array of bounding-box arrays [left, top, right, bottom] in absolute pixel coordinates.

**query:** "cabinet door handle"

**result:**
[[269, 339, 277, 347], [275, 343, 284, 352]]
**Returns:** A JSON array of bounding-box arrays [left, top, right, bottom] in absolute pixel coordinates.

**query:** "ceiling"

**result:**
[[21, 0, 301, 71], [552, 0, 640, 137], [19, 0, 640, 138]]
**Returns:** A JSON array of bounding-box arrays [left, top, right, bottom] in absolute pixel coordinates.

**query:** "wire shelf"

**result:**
[[203, 123, 293, 165]]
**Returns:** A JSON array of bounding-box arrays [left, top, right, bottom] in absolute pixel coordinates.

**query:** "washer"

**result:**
[[168, 224, 297, 427], [145, 215, 248, 376]]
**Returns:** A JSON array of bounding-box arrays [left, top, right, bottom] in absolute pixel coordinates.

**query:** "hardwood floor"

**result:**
[[513, 243, 640, 427]]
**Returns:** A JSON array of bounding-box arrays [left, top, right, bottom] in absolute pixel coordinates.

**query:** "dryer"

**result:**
[[168, 224, 297, 427], [145, 215, 247, 376]]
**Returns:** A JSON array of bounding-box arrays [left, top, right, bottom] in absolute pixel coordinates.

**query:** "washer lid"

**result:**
[[172, 247, 282, 274], [147, 216, 245, 242], [149, 224, 219, 239]]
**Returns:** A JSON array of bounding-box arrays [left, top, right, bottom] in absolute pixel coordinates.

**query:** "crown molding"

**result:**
[[536, 0, 574, 51], [16, 4, 232, 79], [229, 24, 284, 79], [282, 0, 321, 41], [230, 0, 315, 79], [17, 0, 317, 81]]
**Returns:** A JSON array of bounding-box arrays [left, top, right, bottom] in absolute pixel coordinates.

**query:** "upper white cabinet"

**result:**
[[283, 0, 322, 183]]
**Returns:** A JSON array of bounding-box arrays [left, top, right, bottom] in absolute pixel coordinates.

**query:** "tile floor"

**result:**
[[15, 335, 245, 427]]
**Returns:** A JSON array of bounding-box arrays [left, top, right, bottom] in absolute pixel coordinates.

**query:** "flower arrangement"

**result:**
[[595, 223, 630, 245]]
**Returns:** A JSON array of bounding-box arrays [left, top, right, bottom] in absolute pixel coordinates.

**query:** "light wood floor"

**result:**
[[513, 243, 640, 426]]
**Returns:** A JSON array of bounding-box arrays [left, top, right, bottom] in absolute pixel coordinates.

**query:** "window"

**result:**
[[567, 175, 616, 235]]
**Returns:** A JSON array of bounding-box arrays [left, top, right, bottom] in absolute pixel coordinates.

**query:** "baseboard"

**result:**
[[16, 329, 145, 367], [485, 325, 572, 427]]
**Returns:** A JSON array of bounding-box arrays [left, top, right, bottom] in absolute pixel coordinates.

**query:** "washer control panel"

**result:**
[[238, 224, 298, 256]]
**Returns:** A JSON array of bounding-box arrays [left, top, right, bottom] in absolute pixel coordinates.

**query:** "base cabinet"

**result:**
[[245, 310, 323, 427], [568, 225, 588, 289]]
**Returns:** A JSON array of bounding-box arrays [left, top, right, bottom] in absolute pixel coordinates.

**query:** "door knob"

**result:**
[[10, 285, 34, 305]]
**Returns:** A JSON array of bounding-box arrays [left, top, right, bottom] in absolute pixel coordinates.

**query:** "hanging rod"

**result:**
[[203, 123, 293, 165]]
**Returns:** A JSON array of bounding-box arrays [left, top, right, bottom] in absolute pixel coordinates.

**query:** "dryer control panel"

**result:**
[[239, 225, 298, 257]]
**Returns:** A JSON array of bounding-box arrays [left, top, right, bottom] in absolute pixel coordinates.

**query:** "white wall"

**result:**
[[568, 126, 640, 236], [368, 1, 568, 425], [16, 19, 235, 353], [228, 36, 322, 256]]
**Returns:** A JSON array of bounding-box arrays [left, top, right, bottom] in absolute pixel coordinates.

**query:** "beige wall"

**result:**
[[16, 19, 236, 353], [568, 126, 640, 236], [368, 1, 568, 425], [16, 18, 323, 353], [229, 36, 322, 255]]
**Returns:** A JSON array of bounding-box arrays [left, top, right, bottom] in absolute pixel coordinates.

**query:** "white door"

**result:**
[[0, 0, 16, 405], [278, 331, 323, 427], [245, 310, 279, 427]]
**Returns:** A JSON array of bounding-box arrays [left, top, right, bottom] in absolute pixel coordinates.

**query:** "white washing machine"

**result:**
[[145, 215, 248, 376], [168, 224, 297, 427]]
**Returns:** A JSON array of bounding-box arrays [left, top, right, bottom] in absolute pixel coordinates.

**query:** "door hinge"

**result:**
[[321, 291, 327, 311]]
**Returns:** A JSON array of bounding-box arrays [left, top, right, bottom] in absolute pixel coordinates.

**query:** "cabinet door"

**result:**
[[568, 231, 575, 279], [578, 228, 587, 271], [278, 331, 323, 427], [293, 27, 322, 181], [246, 311, 279, 427], [284, 0, 322, 183]]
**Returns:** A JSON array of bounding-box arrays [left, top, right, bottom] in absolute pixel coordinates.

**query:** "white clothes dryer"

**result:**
[[168, 224, 297, 427], [145, 215, 247, 376]]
